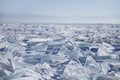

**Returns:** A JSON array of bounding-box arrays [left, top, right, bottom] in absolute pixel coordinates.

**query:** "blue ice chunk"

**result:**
[[78, 57, 87, 64], [0, 70, 7, 77], [46, 47, 60, 54], [90, 48, 98, 52], [65, 41, 74, 51], [22, 39, 28, 43], [95, 56, 111, 62], [7, 36, 16, 43], [23, 55, 42, 65], [0, 62, 14, 72], [80, 47, 89, 51], [84, 56, 101, 73], [45, 44, 61, 54], [0, 47, 5, 52]]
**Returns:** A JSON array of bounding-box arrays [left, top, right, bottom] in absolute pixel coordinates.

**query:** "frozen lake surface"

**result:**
[[0, 23, 120, 80]]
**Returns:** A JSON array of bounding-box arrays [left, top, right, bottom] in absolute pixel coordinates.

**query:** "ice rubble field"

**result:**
[[0, 23, 120, 80]]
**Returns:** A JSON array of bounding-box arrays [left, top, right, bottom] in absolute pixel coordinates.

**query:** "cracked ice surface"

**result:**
[[0, 23, 120, 80]]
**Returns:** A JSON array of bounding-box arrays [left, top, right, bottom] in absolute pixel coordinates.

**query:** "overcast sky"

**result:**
[[0, 0, 120, 23]]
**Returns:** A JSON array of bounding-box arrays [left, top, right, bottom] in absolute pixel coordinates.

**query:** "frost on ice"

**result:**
[[0, 23, 120, 80]]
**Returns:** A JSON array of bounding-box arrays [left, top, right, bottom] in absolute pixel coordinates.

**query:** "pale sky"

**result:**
[[0, 0, 120, 23]]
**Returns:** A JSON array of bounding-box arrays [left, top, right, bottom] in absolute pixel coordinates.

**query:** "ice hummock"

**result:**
[[0, 23, 120, 80]]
